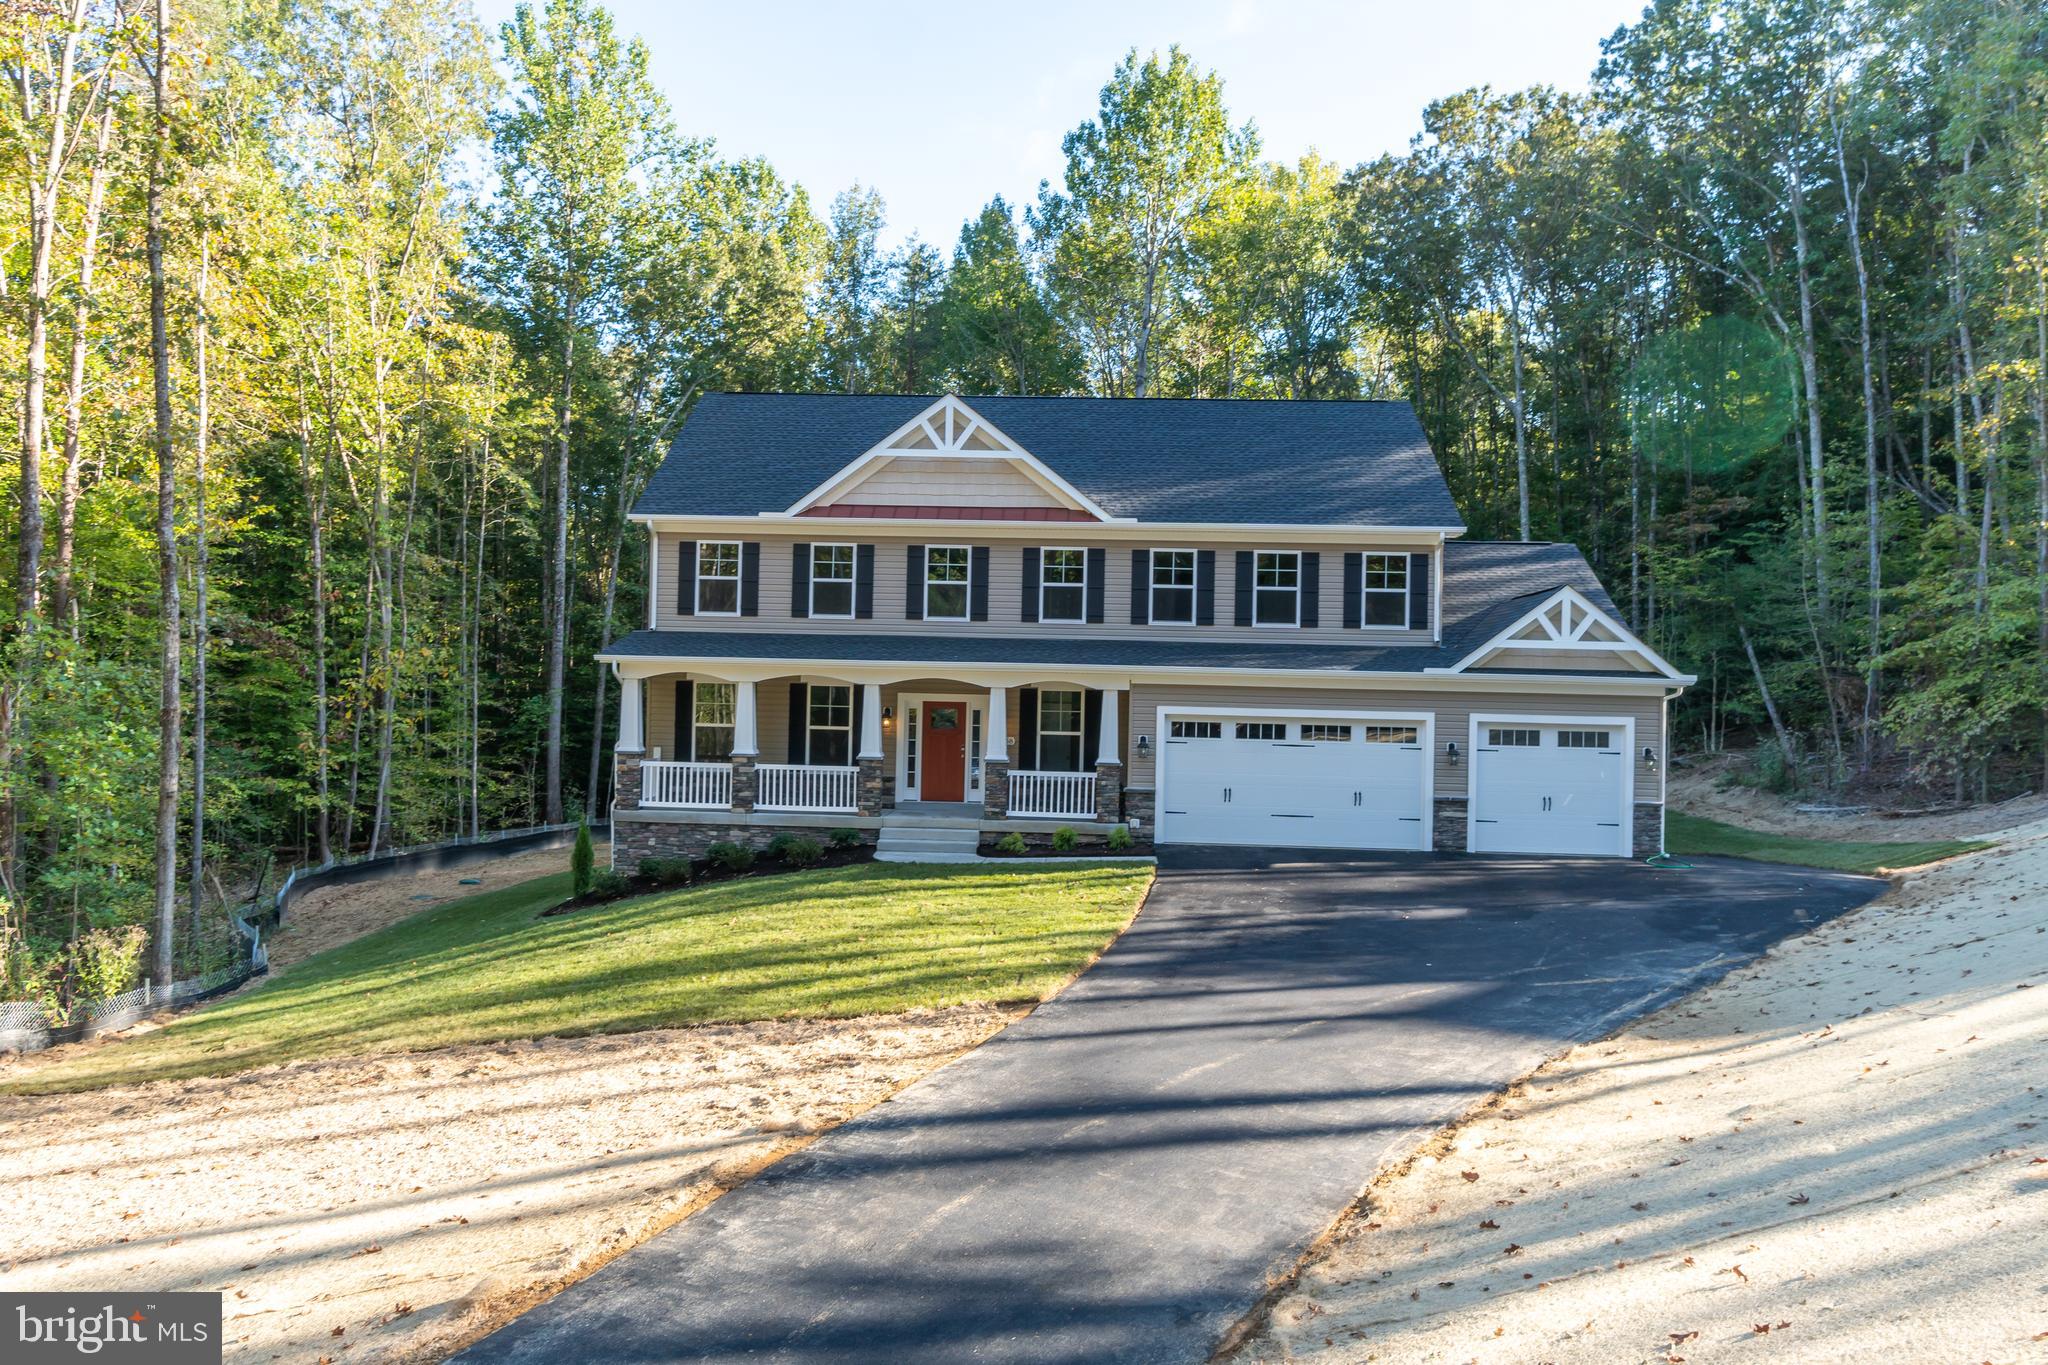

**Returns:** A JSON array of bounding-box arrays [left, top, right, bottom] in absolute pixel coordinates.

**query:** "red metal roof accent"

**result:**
[[800, 503, 1099, 522]]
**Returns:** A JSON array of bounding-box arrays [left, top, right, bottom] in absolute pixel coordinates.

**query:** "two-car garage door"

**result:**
[[1157, 714, 1431, 852]]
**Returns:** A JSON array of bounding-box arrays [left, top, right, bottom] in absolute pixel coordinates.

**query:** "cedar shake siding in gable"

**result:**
[[655, 531, 1440, 647]]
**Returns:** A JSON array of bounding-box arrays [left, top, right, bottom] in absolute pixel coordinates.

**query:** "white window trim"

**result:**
[[691, 681, 737, 761], [1150, 547, 1198, 625], [809, 542, 857, 620], [1036, 688, 1085, 771], [924, 544, 972, 622], [805, 683, 854, 765], [1467, 713, 1637, 859], [1039, 546, 1089, 624], [1359, 552, 1410, 632], [1252, 549, 1302, 629], [696, 539, 742, 617]]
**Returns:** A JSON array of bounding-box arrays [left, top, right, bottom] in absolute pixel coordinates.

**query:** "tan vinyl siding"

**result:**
[[1126, 682, 1662, 799], [834, 457, 1063, 508], [655, 530, 1438, 647], [1479, 648, 1660, 673]]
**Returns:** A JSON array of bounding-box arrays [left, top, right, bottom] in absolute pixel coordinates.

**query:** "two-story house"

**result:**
[[601, 393, 1692, 865]]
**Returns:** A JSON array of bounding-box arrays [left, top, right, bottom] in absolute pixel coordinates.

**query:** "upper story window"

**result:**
[[810, 543, 855, 618], [693, 682, 735, 761], [1040, 548, 1086, 623], [697, 541, 741, 615], [1362, 553, 1408, 628], [926, 545, 970, 621], [807, 684, 853, 765], [1038, 689, 1084, 771], [1151, 549, 1196, 624], [1254, 551, 1300, 627]]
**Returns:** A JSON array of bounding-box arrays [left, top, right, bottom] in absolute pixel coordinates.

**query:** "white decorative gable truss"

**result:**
[[1430, 585, 1692, 681], [782, 394, 1125, 523]]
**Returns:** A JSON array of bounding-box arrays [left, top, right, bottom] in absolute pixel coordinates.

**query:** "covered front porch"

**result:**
[[609, 664, 1131, 828]]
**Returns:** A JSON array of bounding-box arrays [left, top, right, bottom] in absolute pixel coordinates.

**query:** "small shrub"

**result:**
[[705, 841, 755, 873], [828, 827, 862, 850], [778, 836, 824, 868], [765, 833, 799, 860], [1051, 825, 1078, 853], [995, 832, 1029, 856], [589, 869, 629, 898], [571, 820, 595, 896], [1106, 825, 1134, 852], [640, 856, 691, 885]]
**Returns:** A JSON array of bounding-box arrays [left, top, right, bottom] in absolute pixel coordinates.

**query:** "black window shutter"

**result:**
[[1234, 551, 1254, 627], [1409, 552, 1431, 630], [791, 543, 811, 618], [855, 544, 875, 619], [1130, 549, 1149, 624], [788, 682, 808, 765], [1021, 547, 1040, 622], [1017, 687, 1039, 770], [905, 545, 925, 620], [740, 542, 761, 617], [676, 679, 694, 760], [970, 546, 990, 621], [1301, 552, 1321, 628], [676, 540, 697, 615], [1082, 689, 1103, 771], [1343, 553, 1363, 629], [1196, 550, 1216, 625], [1086, 548, 1106, 623]]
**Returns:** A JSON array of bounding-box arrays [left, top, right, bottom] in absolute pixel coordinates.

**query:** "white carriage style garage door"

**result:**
[[1468, 717, 1633, 858], [1157, 713, 1431, 851]]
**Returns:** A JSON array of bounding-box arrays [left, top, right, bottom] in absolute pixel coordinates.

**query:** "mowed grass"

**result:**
[[1666, 810, 1991, 875], [4, 862, 1154, 1096]]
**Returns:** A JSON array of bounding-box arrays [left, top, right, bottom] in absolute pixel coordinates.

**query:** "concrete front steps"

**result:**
[[874, 824, 982, 864]]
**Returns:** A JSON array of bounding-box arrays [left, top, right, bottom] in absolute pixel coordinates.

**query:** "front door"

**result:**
[[922, 703, 967, 801]]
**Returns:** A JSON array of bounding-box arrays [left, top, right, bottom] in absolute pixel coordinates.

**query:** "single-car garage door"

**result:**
[[1158, 715, 1430, 851], [1469, 720, 1631, 857]]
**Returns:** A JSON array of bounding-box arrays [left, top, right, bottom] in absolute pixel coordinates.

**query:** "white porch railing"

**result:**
[[641, 760, 731, 809], [758, 763, 858, 813], [1008, 769, 1098, 819]]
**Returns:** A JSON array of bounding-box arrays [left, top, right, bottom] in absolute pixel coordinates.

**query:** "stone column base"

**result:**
[[1433, 796, 1469, 852], [731, 755, 757, 814], [983, 759, 1010, 819], [857, 757, 885, 816], [1094, 761, 1123, 823]]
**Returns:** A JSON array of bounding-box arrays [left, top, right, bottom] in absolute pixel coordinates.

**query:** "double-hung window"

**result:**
[[926, 545, 970, 620], [1362, 553, 1408, 628], [692, 682, 735, 761], [810, 543, 855, 618], [697, 541, 741, 615], [807, 685, 853, 765], [1254, 551, 1300, 626], [1038, 689, 1083, 771], [1040, 548, 1086, 622], [1151, 549, 1196, 624]]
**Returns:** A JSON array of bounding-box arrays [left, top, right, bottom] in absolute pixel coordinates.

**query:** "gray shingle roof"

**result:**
[[599, 541, 1664, 679], [635, 393, 1465, 528]]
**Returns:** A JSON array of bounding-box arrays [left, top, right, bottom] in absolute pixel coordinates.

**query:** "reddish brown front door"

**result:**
[[922, 703, 967, 802]]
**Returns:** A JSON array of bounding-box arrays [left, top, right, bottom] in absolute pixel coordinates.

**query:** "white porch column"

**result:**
[[616, 673, 645, 752], [1096, 687, 1122, 766], [858, 683, 884, 760], [732, 679, 759, 757], [985, 684, 1009, 762]]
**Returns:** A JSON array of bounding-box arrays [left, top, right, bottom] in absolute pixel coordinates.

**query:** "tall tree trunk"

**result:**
[[1738, 623, 1794, 762], [189, 236, 211, 941], [584, 383, 643, 817], [52, 98, 115, 627], [295, 386, 332, 865], [2034, 193, 2048, 792], [544, 287, 577, 825], [1834, 119, 1882, 769], [147, 0, 180, 991], [1788, 159, 1828, 612], [1510, 303, 1530, 541], [471, 434, 490, 840]]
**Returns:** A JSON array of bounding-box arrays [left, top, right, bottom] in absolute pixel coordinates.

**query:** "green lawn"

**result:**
[[1665, 810, 1991, 874], [5, 861, 1154, 1096]]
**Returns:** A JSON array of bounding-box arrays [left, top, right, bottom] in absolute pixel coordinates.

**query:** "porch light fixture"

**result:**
[[1444, 740, 1460, 766], [1643, 745, 1658, 771], [1135, 734, 1151, 759], [882, 705, 893, 727]]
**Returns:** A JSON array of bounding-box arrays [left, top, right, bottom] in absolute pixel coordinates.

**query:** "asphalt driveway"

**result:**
[[459, 849, 1883, 1364]]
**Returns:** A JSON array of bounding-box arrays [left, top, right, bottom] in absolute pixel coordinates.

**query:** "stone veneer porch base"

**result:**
[[613, 808, 1140, 871]]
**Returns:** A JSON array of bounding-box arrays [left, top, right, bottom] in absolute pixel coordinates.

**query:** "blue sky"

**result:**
[[470, 0, 1647, 251]]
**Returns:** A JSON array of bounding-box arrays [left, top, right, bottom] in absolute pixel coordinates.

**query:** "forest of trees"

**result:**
[[0, 0, 2043, 1005]]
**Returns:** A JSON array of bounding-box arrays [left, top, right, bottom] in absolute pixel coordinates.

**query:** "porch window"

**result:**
[[1151, 549, 1196, 624], [1038, 689, 1084, 771], [926, 545, 970, 620], [905, 705, 919, 787], [697, 541, 741, 615], [807, 685, 853, 765], [1254, 551, 1300, 626], [1362, 554, 1408, 627], [810, 543, 855, 618], [693, 682, 735, 761], [1040, 547, 1086, 623]]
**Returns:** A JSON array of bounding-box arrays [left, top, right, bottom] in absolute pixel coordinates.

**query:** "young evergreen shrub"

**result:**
[[765, 832, 799, 861], [779, 836, 824, 867], [705, 841, 755, 872], [1106, 825, 1134, 852], [590, 869, 628, 898], [996, 832, 1029, 856], [1051, 825, 1078, 852], [828, 827, 862, 849], [641, 856, 691, 884], [572, 820, 595, 896]]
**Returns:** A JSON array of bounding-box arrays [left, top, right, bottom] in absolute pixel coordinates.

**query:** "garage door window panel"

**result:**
[[1301, 724, 1353, 742], [1487, 727, 1542, 747], [1169, 719, 1221, 739], [1365, 725, 1419, 744], [1235, 722, 1286, 740]]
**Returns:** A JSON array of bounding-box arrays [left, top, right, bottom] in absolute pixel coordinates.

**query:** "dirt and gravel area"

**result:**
[[1668, 753, 2048, 842], [1241, 813, 2048, 1363], [0, 1005, 1018, 1364]]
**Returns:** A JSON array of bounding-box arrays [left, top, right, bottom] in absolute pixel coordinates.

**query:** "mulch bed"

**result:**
[[544, 845, 876, 916]]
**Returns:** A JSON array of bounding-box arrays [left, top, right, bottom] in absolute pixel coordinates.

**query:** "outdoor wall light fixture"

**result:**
[[882, 705, 893, 727], [1643, 745, 1658, 770], [1136, 734, 1152, 759], [1445, 740, 1461, 766]]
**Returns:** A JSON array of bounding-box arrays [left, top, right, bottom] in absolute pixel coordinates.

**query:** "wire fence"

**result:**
[[0, 820, 601, 1055]]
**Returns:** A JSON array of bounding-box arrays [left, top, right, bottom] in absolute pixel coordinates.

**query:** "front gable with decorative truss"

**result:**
[[1431, 586, 1691, 681], [783, 394, 1123, 524]]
